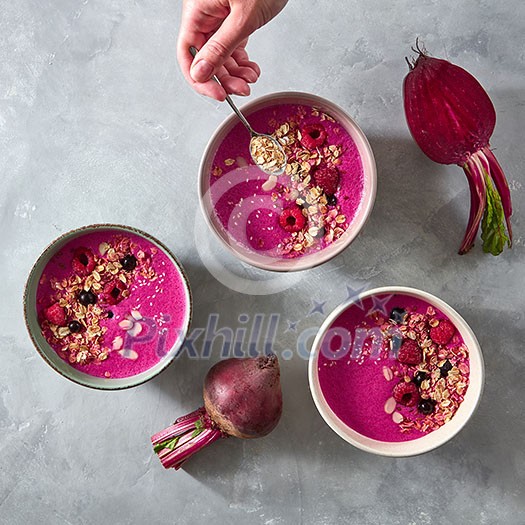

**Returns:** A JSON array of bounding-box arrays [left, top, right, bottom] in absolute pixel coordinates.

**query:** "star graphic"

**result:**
[[344, 283, 369, 310], [366, 294, 393, 317], [309, 300, 327, 316], [285, 320, 298, 333]]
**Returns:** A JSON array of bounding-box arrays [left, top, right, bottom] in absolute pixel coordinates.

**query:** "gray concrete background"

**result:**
[[1, 1, 524, 524]]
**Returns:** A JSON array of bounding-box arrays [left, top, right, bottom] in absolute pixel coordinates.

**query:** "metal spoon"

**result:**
[[189, 46, 287, 177]]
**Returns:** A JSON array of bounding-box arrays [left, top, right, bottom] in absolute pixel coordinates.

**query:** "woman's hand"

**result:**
[[177, 0, 287, 100]]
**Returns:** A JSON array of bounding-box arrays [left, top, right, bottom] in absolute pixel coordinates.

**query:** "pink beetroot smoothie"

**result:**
[[37, 229, 189, 379], [317, 293, 470, 442], [209, 103, 364, 258]]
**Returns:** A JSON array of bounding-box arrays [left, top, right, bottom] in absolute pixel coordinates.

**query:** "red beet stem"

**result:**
[[459, 153, 487, 254], [482, 146, 513, 244], [459, 148, 512, 255], [151, 407, 225, 470], [160, 428, 222, 470]]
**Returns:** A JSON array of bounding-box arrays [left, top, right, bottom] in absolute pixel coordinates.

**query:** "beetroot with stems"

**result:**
[[151, 354, 282, 470], [403, 40, 512, 255]]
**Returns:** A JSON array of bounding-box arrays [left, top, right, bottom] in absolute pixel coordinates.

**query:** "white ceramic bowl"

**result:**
[[198, 91, 377, 272], [308, 286, 484, 456], [23, 224, 192, 390]]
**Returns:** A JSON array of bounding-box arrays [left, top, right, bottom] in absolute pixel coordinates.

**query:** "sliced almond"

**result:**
[[392, 411, 404, 424], [118, 349, 138, 361], [118, 319, 133, 330], [384, 397, 396, 414], [127, 323, 143, 337], [112, 336, 123, 350], [131, 310, 142, 321]]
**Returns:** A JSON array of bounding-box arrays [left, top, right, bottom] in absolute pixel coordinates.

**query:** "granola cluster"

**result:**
[[40, 236, 157, 368], [382, 306, 470, 434]]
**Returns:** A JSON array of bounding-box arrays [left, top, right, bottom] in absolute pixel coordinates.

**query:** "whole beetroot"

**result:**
[[204, 354, 282, 439], [151, 354, 282, 470]]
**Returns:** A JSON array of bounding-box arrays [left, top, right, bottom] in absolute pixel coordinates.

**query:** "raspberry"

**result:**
[[279, 206, 306, 233], [312, 165, 340, 196], [430, 319, 455, 345], [44, 303, 67, 326], [100, 280, 127, 305], [72, 247, 96, 275], [397, 339, 422, 365], [299, 123, 327, 149], [393, 381, 419, 407]]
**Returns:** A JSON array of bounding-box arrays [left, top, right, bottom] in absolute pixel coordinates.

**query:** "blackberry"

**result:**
[[326, 194, 337, 206], [120, 254, 137, 272], [418, 399, 436, 415], [412, 370, 428, 388], [390, 307, 407, 324], [440, 359, 453, 378], [68, 320, 82, 333], [78, 290, 97, 306]]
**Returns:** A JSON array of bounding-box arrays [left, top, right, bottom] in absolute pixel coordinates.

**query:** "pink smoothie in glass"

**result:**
[[317, 293, 470, 442], [37, 229, 189, 379], [209, 103, 364, 259]]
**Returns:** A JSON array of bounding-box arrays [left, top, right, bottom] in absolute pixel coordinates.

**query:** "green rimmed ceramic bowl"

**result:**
[[24, 224, 192, 390]]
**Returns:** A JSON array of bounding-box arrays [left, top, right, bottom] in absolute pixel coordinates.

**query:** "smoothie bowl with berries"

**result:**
[[308, 287, 484, 456], [199, 92, 376, 271], [24, 225, 192, 389]]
